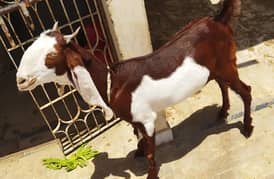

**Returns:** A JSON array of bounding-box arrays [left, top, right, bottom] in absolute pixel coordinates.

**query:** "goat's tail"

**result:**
[[214, 0, 241, 24]]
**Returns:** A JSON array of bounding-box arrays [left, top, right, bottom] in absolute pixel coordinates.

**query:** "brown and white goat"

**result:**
[[17, 0, 253, 178]]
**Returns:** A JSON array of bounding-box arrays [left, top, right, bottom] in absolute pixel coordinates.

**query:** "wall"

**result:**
[[145, 0, 274, 50], [104, 0, 153, 59]]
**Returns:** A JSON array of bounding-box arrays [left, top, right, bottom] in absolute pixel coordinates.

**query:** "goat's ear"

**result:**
[[64, 27, 81, 44], [64, 48, 114, 120], [64, 48, 92, 103], [70, 65, 96, 104]]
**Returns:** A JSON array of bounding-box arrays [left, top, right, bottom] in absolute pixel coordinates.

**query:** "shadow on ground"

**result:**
[[90, 105, 243, 179]]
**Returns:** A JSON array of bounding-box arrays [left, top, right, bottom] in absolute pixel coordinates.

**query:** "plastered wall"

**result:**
[[104, 0, 153, 59]]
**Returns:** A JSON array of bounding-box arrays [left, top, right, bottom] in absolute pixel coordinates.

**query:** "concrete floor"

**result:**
[[1, 105, 274, 179], [0, 40, 274, 178]]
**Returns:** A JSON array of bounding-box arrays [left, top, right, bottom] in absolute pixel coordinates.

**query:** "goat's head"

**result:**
[[16, 22, 80, 91], [16, 22, 114, 120]]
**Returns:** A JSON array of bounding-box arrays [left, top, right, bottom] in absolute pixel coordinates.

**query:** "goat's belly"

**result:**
[[131, 57, 210, 114]]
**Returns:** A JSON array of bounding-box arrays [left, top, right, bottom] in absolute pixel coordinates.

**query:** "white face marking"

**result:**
[[71, 66, 113, 121], [131, 57, 210, 136], [16, 31, 70, 91]]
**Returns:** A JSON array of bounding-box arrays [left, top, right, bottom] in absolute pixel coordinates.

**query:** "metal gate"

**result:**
[[0, 0, 119, 155]]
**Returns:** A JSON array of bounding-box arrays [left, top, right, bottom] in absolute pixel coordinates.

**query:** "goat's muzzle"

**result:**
[[17, 77, 37, 91]]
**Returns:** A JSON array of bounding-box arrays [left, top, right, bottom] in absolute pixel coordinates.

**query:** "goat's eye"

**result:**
[[48, 52, 58, 57]]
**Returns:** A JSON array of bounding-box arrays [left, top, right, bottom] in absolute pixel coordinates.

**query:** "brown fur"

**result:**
[[45, 31, 68, 75], [215, 0, 241, 24]]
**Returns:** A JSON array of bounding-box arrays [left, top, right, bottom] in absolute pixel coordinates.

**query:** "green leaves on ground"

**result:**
[[42, 144, 100, 172]]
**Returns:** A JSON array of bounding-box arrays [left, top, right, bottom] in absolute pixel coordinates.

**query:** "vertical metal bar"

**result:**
[[103, 46, 110, 66], [72, 0, 92, 49], [30, 3, 46, 30], [29, 91, 57, 138], [95, 0, 119, 63], [93, 0, 115, 63], [68, 86, 83, 112], [18, 11, 33, 37], [44, 0, 57, 22], [91, 111, 100, 130], [0, 16, 16, 47], [0, 36, 17, 69], [93, 1, 108, 44], [40, 85, 62, 121], [59, 0, 76, 34], [18, 2, 35, 31], [84, 0, 100, 49]]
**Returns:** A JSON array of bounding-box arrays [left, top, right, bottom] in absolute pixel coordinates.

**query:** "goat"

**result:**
[[16, 0, 253, 178]]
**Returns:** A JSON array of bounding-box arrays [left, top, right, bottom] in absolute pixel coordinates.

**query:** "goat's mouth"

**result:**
[[17, 78, 37, 91]]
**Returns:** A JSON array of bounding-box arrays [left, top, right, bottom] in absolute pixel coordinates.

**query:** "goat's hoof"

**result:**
[[242, 125, 254, 138], [218, 109, 229, 120], [147, 169, 159, 179], [147, 175, 159, 179], [134, 149, 145, 158]]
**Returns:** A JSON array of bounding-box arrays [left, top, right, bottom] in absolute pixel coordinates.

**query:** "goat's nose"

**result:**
[[17, 77, 27, 85]]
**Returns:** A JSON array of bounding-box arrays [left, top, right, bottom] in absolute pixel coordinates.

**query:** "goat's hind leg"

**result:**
[[217, 61, 253, 137], [230, 79, 253, 137], [216, 79, 230, 120]]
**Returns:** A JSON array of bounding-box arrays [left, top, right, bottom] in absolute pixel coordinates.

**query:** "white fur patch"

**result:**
[[71, 66, 113, 121], [17, 34, 56, 79], [131, 57, 210, 136]]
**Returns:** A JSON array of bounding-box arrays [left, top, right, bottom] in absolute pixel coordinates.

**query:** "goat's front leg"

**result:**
[[133, 122, 159, 179], [144, 133, 158, 179], [133, 125, 145, 158]]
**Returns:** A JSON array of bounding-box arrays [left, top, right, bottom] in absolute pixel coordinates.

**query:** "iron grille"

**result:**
[[0, 0, 119, 155]]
